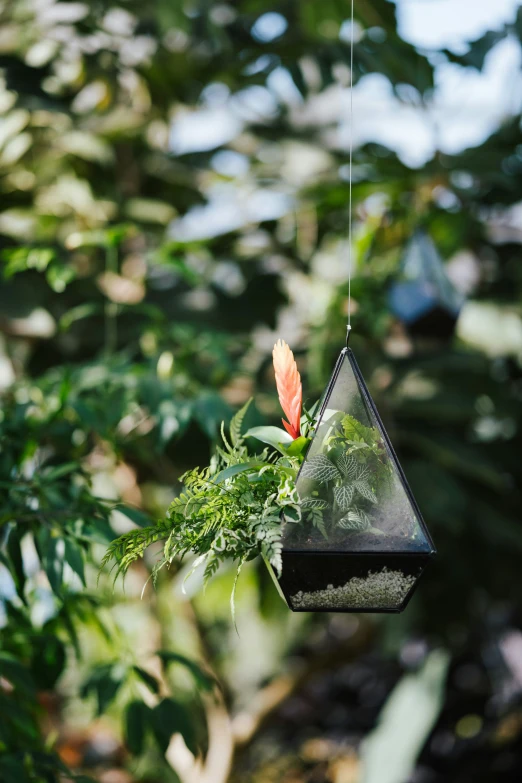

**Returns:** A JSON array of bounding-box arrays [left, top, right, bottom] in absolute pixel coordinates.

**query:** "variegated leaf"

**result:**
[[336, 452, 359, 479], [354, 480, 377, 504], [338, 508, 372, 531], [301, 497, 329, 510], [353, 463, 370, 482], [300, 454, 340, 484], [333, 484, 354, 511]]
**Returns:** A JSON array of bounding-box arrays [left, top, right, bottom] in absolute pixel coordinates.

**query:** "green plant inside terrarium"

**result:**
[[283, 352, 429, 553], [298, 412, 392, 536]]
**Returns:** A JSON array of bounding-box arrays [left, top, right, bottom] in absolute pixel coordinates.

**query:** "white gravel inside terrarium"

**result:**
[[290, 567, 416, 610]]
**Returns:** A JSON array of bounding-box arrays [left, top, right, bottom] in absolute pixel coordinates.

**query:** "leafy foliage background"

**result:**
[[0, 1, 522, 781]]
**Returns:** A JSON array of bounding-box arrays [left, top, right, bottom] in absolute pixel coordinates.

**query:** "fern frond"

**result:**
[[151, 559, 167, 589], [215, 444, 235, 464], [100, 520, 171, 583], [309, 506, 328, 539], [220, 420, 234, 454], [101, 413, 304, 614], [168, 488, 196, 516], [250, 514, 283, 576], [230, 397, 253, 446], [231, 554, 246, 635], [203, 552, 220, 586]]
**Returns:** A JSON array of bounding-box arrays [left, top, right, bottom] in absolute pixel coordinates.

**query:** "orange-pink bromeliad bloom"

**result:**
[[272, 339, 302, 440]]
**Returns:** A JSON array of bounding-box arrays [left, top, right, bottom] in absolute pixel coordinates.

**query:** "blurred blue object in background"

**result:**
[[388, 231, 465, 341]]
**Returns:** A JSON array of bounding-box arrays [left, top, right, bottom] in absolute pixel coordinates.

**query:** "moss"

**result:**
[[290, 567, 416, 610]]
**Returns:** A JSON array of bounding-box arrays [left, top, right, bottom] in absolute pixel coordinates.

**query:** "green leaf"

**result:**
[[229, 398, 253, 446], [338, 508, 371, 531], [361, 651, 449, 783], [31, 636, 66, 689], [309, 506, 328, 539], [245, 426, 293, 453], [444, 29, 507, 70], [214, 462, 264, 484], [193, 393, 232, 439], [84, 517, 115, 545], [342, 414, 379, 447], [66, 226, 134, 249], [2, 246, 55, 277], [333, 484, 354, 511], [46, 263, 76, 292], [336, 452, 359, 478], [40, 462, 80, 482], [300, 454, 340, 484], [36, 531, 64, 595], [113, 503, 151, 528], [0, 653, 36, 696], [6, 526, 26, 601], [354, 480, 378, 504], [64, 538, 86, 586], [152, 248, 202, 284], [231, 555, 246, 635], [151, 698, 198, 755], [157, 398, 192, 445], [301, 497, 329, 510], [284, 436, 310, 457], [59, 303, 102, 332], [81, 663, 126, 715], [133, 665, 160, 694], [125, 700, 150, 756], [158, 652, 215, 692]]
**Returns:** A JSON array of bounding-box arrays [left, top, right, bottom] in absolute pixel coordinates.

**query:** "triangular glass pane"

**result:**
[[283, 349, 434, 555]]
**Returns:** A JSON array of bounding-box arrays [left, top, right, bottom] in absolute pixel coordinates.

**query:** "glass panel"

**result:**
[[282, 349, 433, 555]]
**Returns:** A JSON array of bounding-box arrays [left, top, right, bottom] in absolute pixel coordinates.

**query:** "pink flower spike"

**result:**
[[272, 339, 302, 440]]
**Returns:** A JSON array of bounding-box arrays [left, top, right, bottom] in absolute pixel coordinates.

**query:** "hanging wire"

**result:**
[[346, 0, 354, 346]]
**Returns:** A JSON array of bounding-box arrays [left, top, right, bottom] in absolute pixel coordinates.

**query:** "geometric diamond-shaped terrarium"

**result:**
[[279, 348, 436, 613], [103, 338, 436, 620], [388, 230, 464, 342], [101, 11, 436, 620]]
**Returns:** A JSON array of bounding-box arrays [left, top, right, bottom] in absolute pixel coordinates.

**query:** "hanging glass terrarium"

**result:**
[[273, 3, 436, 613], [103, 1, 435, 619], [388, 230, 464, 342], [278, 347, 435, 613]]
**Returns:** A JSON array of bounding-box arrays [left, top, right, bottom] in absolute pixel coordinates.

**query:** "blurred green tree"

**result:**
[[0, 1, 521, 781]]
